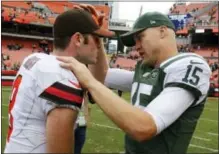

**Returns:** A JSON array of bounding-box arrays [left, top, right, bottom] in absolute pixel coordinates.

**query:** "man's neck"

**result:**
[[51, 49, 83, 63], [155, 46, 178, 68], [51, 50, 68, 56]]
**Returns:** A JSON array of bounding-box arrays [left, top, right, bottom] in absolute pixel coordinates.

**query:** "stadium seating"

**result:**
[[48, 17, 56, 24], [2, 1, 31, 10], [170, 3, 208, 15], [38, 2, 67, 14], [112, 57, 137, 70], [2, 36, 53, 68], [1, 1, 110, 68], [186, 3, 207, 13], [211, 7, 218, 23], [1, 1, 218, 90]]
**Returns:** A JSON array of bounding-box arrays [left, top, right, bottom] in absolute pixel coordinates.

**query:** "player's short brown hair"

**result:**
[[53, 9, 115, 50]]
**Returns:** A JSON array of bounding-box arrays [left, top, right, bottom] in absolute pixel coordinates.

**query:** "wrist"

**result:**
[[98, 41, 105, 51], [87, 79, 101, 91]]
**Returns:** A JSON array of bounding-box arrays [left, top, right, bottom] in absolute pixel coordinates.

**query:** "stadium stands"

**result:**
[[1, 1, 218, 96], [38, 1, 68, 14], [2, 1, 31, 10], [169, 3, 208, 15], [2, 36, 53, 69]]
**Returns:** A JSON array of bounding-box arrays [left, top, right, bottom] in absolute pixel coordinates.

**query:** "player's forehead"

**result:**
[[134, 28, 157, 42], [134, 29, 146, 41], [134, 27, 157, 38]]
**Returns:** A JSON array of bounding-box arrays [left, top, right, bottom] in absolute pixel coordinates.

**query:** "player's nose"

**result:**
[[135, 40, 141, 52]]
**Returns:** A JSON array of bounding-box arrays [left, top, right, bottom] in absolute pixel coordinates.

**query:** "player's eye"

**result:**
[[134, 34, 144, 42]]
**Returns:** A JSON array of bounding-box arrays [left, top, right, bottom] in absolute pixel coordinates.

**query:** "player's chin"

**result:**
[[142, 58, 148, 64], [87, 58, 97, 64]]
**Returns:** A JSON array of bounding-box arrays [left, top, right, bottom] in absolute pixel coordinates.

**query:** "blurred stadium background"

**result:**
[[1, 1, 218, 153]]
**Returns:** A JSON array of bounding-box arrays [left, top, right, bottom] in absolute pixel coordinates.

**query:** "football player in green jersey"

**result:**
[[57, 12, 211, 154]]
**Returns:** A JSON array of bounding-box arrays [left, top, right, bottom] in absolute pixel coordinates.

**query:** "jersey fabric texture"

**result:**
[[125, 53, 211, 154], [4, 53, 84, 153]]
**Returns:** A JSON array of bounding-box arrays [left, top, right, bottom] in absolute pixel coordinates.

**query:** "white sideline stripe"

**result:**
[[96, 107, 218, 112], [196, 130, 219, 137], [0, 117, 217, 152], [200, 118, 218, 123], [192, 136, 210, 142], [1, 106, 218, 131], [96, 109, 102, 113], [91, 123, 120, 131], [204, 107, 218, 112], [205, 103, 218, 108], [189, 144, 218, 152], [91, 123, 213, 142], [2, 104, 8, 107], [208, 132, 219, 136]]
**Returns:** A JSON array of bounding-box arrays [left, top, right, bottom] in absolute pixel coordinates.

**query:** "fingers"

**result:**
[[59, 63, 72, 70], [80, 4, 98, 16], [56, 56, 73, 63], [86, 5, 98, 16], [73, 4, 98, 17], [56, 56, 84, 71], [73, 4, 107, 27], [56, 56, 76, 64], [73, 4, 102, 26], [72, 5, 83, 10], [98, 15, 105, 26], [73, 5, 91, 14], [56, 56, 79, 71], [78, 4, 92, 13]]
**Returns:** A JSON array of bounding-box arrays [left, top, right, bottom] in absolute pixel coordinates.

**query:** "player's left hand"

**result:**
[[57, 56, 97, 89]]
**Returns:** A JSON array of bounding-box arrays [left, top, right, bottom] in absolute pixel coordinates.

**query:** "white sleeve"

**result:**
[[163, 56, 211, 106], [104, 68, 134, 92], [144, 87, 195, 135], [34, 60, 84, 113]]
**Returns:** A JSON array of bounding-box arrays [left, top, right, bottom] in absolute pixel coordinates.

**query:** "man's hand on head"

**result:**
[[73, 4, 105, 27]]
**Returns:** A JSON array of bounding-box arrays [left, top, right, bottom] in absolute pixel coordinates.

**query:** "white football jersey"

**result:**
[[4, 53, 84, 153], [160, 53, 211, 106]]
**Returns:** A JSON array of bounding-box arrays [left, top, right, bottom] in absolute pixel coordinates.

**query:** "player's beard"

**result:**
[[77, 52, 98, 64], [76, 56, 96, 65]]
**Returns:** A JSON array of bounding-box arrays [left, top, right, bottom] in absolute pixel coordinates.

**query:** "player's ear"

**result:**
[[72, 32, 84, 47], [159, 26, 167, 39]]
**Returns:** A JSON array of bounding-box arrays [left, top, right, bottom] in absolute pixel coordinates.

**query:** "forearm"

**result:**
[[104, 68, 134, 92], [88, 81, 156, 141], [88, 40, 109, 83]]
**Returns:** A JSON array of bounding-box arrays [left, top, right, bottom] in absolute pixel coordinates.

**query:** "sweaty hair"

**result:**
[[54, 37, 71, 50], [54, 34, 89, 50], [83, 34, 89, 44]]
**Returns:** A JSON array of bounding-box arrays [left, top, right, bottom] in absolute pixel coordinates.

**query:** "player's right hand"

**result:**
[[57, 56, 97, 90]]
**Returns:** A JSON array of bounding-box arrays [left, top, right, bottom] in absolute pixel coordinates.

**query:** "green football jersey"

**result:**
[[125, 53, 211, 154]]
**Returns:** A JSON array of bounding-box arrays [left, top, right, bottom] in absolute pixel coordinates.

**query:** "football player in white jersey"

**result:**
[[4, 6, 115, 153], [57, 12, 211, 154]]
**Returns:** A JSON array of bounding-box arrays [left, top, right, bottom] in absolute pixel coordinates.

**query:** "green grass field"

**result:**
[[1, 87, 218, 153]]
